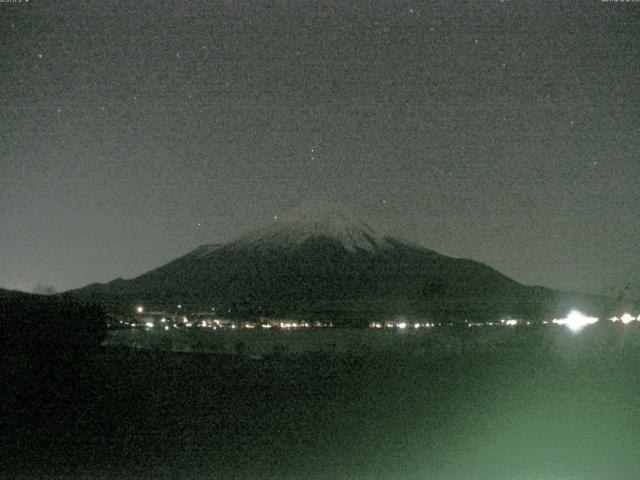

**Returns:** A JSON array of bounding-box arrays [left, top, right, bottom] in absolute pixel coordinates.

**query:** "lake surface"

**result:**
[[3, 323, 640, 479]]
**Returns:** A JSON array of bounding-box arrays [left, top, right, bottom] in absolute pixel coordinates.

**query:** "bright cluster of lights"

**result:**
[[128, 305, 620, 335], [610, 313, 639, 324], [552, 310, 599, 332], [186, 317, 332, 330], [500, 319, 519, 326], [372, 321, 436, 329], [469, 320, 526, 327], [278, 321, 310, 329]]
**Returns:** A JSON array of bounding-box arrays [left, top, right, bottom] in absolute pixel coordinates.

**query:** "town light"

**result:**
[[552, 310, 598, 332], [621, 313, 635, 324], [136, 306, 144, 314]]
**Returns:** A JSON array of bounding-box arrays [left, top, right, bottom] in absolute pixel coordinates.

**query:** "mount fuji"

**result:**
[[69, 202, 608, 324]]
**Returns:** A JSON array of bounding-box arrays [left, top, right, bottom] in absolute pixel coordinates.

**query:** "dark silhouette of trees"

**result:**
[[0, 291, 108, 437], [0, 291, 107, 357]]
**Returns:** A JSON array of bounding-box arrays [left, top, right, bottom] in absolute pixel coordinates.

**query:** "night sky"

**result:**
[[2, 1, 639, 296]]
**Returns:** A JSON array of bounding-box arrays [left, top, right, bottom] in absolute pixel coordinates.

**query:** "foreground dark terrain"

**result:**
[[3, 323, 640, 480]]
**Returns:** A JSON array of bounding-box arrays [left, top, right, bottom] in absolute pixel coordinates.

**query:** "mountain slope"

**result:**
[[68, 204, 609, 323]]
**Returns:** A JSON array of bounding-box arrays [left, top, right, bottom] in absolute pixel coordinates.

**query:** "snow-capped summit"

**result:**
[[68, 199, 608, 324], [230, 200, 390, 252]]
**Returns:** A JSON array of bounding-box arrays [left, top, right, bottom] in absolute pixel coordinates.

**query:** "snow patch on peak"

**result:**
[[191, 243, 224, 257], [232, 201, 391, 252]]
